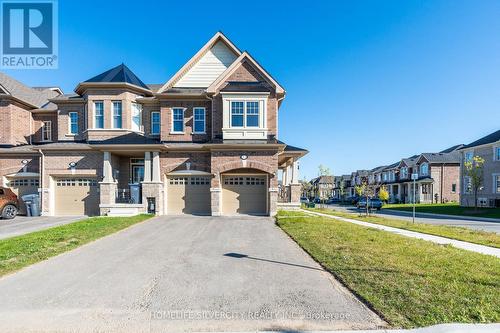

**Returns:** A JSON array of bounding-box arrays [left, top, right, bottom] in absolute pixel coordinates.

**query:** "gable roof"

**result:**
[[0, 72, 56, 109], [418, 151, 461, 164], [439, 144, 464, 153], [82, 63, 149, 90], [159, 32, 242, 93], [206, 51, 285, 95], [398, 155, 419, 168], [460, 130, 500, 150]]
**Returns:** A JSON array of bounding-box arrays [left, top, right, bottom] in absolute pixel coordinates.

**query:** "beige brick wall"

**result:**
[[0, 154, 40, 186], [160, 151, 211, 174], [429, 164, 460, 203], [32, 112, 58, 143], [57, 103, 85, 142]]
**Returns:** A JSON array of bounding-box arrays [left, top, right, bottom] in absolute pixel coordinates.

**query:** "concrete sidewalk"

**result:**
[[256, 323, 500, 332], [383, 209, 500, 223], [303, 210, 500, 258]]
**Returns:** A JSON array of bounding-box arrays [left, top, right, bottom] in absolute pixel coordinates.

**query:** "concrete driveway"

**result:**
[[0, 215, 384, 332], [0, 216, 84, 240]]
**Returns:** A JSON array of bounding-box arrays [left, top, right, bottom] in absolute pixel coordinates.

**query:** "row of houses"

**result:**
[[308, 129, 500, 207]]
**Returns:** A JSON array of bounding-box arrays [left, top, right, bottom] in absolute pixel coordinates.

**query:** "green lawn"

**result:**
[[0, 214, 152, 277], [383, 203, 500, 219], [276, 210, 500, 328], [307, 208, 500, 248]]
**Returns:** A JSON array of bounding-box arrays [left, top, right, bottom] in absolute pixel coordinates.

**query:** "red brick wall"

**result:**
[[0, 155, 40, 186], [57, 103, 85, 142], [160, 151, 211, 174], [33, 113, 58, 143], [0, 100, 32, 146], [160, 100, 212, 142]]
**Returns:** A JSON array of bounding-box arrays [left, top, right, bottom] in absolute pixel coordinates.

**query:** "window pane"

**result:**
[[194, 108, 205, 133], [172, 109, 184, 132], [132, 103, 142, 131], [70, 113, 78, 134], [95, 102, 104, 129], [151, 112, 160, 134], [231, 102, 244, 127], [113, 102, 122, 128], [246, 101, 259, 127]]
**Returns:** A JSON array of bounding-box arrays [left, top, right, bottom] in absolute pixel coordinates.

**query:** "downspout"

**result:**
[[38, 149, 44, 215], [205, 93, 214, 141]]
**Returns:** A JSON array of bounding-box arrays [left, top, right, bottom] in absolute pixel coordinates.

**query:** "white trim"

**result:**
[[166, 170, 212, 176], [68, 111, 78, 135], [93, 100, 104, 129], [193, 107, 206, 134], [151, 111, 161, 135], [493, 173, 500, 194], [112, 100, 123, 129], [171, 107, 185, 134], [41, 120, 52, 142], [131, 102, 142, 132]]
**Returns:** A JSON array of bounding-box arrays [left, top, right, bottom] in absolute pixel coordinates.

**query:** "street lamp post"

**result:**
[[411, 173, 419, 223]]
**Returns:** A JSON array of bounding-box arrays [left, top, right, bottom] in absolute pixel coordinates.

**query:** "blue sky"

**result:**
[[4, 0, 500, 179]]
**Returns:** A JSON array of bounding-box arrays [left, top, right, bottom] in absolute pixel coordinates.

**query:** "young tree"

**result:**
[[318, 164, 331, 176], [339, 180, 345, 203], [356, 181, 376, 216], [378, 186, 390, 203], [464, 156, 485, 211], [300, 177, 312, 200]]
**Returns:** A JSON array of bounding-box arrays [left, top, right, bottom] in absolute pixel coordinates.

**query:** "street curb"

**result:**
[[382, 209, 500, 223]]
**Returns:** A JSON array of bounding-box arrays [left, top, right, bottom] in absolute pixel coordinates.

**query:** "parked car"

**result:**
[[300, 196, 309, 204], [327, 198, 340, 204], [345, 196, 360, 205], [357, 198, 383, 210], [0, 187, 19, 219]]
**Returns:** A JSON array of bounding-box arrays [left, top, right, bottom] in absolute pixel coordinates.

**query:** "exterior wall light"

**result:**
[[240, 154, 248, 160], [69, 162, 77, 168]]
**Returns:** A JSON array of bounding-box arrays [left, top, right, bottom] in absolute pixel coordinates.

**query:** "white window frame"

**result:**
[[493, 146, 500, 162], [151, 111, 161, 135], [420, 163, 429, 176], [112, 101, 123, 129], [464, 176, 472, 194], [493, 174, 500, 194], [193, 107, 206, 134], [400, 167, 408, 179], [94, 101, 104, 129], [464, 150, 474, 163], [171, 108, 185, 134], [41, 121, 52, 142], [131, 102, 142, 132], [68, 112, 78, 135], [229, 100, 262, 128]]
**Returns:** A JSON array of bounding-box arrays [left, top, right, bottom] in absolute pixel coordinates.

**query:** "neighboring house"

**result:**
[[309, 175, 334, 199], [459, 130, 500, 207], [0, 32, 307, 217], [332, 175, 351, 200]]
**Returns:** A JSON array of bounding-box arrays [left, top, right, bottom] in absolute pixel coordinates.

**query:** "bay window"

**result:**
[[420, 163, 428, 176], [94, 101, 104, 129], [131, 102, 142, 132], [246, 101, 259, 127], [193, 107, 206, 133], [230, 101, 260, 127], [222, 94, 267, 140], [172, 108, 184, 133], [112, 101, 122, 128]]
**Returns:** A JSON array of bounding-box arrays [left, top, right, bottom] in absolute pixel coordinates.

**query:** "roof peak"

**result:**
[[82, 63, 149, 91]]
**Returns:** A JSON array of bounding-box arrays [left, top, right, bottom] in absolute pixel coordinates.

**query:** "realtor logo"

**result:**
[[1, 0, 58, 68]]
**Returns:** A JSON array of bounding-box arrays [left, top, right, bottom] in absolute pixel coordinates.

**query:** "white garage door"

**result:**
[[55, 178, 99, 216], [8, 178, 39, 215], [167, 176, 211, 215], [222, 175, 267, 215]]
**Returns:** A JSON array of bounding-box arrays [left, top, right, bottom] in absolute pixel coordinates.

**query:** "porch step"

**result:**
[[100, 204, 145, 217]]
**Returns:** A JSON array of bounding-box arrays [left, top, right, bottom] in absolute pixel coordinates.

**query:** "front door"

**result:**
[[132, 165, 144, 184]]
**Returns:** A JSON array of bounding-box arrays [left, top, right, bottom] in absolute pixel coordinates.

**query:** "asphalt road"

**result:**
[[0, 215, 384, 333], [0, 216, 84, 240], [324, 204, 500, 233]]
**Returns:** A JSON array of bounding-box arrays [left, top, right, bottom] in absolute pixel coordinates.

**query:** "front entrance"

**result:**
[[221, 175, 267, 215], [166, 176, 211, 215], [8, 178, 39, 215], [54, 178, 99, 216]]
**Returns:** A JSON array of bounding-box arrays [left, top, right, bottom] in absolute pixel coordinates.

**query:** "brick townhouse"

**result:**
[[459, 130, 500, 207], [0, 32, 307, 217]]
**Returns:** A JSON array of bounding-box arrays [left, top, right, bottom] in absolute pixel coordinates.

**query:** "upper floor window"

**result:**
[[464, 176, 472, 193], [246, 101, 259, 127], [41, 121, 52, 141], [172, 108, 184, 133], [131, 102, 142, 132], [400, 167, 408, 179], [69, 112, 78, 134], [151, 112, 160, 135], [494, 174, 500, 193], [193, 107, 206, 133], [495, 147, 500, 161], [94, 101, 104, 129], [464, 151, 473, 163], [420, 163, 429, 176], [230, 102, 244, 127], [112, 101, 122, 128]]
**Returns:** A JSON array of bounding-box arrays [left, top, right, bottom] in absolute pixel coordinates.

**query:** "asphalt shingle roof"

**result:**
[[460, 130, 500, 150], [85, 64, 150, 90], [0, 72, 57, 108], [221, 81, 271, 93], [420, 151, 461, 164]]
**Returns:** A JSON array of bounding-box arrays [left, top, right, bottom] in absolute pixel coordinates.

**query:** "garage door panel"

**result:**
[[222, 175, 267, 215], [55, 178, 99, 216], [8, 178, 39, 215], [167, 176, 210, 215]]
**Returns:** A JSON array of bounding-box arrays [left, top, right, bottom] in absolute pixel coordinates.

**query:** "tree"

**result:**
[[355, 181, 376, 216], [378, 186, 389, 203], [300, 177, 312, 199], [464, 156, 485, 211], [339, 180, 345, 202], [318, 164, 331, 176]]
